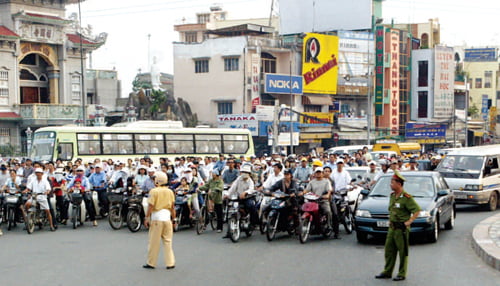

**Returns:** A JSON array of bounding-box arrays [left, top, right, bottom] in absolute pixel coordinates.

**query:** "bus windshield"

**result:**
[[436, 155, 483, 173], [31, 131, 55, 161]]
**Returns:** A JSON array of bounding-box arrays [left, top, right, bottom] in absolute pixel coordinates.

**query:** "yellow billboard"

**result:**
[[302, 33, 339, 94], [300, 112, 334, 124]]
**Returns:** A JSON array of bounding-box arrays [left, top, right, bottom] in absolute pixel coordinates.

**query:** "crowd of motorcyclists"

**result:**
[[0, 147, 440, 238]]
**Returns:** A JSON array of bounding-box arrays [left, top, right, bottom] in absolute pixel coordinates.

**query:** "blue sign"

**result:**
[[482, 95, 489, 114], [405, 123, 446, 139], [258, 121, 300, 137], [464, 48, 497, 62], [264, 74, 303, 94]]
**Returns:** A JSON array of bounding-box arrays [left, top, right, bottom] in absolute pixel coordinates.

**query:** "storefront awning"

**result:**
[[0, 112, 21, 121], [474, 131, 486, 137], [302, 95, 332, 105]]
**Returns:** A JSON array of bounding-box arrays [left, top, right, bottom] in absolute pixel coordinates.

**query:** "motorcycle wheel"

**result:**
[[127, 210, 142, 233], [72, 207, 78, 229], [26, 212, 35, 234], [7, 208, 15, 231], [259, 213, 268, 234], [299, 217, 311, 244], [195, 206, 206, 235], [229, 216, 240, 243], [266, 213, 279, 242], [108, 207, 123, 230], [245, 225, 253, 237], [174, 213, 181, 232], [343, 208, 354, 234]]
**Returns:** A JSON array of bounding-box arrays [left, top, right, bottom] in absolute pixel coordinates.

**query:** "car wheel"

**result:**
[[427, 216, 439, 243], [444, 207, 455, 230], [485, 192, 498, 211]]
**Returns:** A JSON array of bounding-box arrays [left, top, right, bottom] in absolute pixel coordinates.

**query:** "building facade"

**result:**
[[0, 0, 108, 153]]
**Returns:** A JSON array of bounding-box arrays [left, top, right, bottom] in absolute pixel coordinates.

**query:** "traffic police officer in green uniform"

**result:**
[[375, 171, 420, 281]]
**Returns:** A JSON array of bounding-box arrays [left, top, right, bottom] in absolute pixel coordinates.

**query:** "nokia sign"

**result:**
[[264, 74, 303, 94]]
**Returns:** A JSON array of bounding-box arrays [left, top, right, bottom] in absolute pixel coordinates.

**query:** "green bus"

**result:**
[[30, 121, 255, 163]]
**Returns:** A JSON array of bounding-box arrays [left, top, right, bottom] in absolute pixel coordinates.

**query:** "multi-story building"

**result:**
[[0, 0, 108, 152]]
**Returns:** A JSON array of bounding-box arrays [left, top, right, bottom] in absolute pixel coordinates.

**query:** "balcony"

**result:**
[[16, 104, 83, 126]]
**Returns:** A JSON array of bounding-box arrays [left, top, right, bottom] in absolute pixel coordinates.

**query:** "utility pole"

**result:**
[[78, 0, 86, 126], [465, 76, 469, 147], [453, 101, 456, 147], [272, 100, 280, 153], [289, 55, 293, 155]]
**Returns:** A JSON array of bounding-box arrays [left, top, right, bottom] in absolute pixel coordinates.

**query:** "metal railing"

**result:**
[[16, 104, 83, 120]]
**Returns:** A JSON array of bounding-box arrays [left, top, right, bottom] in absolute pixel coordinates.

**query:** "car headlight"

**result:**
[[464, 184, 483, 191], [355, 209, 372, 218], [418, 210, 431, 218]]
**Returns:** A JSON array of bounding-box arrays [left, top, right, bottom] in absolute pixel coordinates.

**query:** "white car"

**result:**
[[345, 166, 379, 211]]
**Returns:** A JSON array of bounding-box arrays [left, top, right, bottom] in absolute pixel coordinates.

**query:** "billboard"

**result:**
[[264, 74, 303, 94], [302, 33, 339, 94], [250, 53, 260, 107], [405, 123, 446, 139], [216, 114, 259, 136], [464, 48, 497, 62], [433, 46, 455, 118], [259, 121, 300, 137], [300, 112, 334, 124], [337, 31, 374, 95], [374, 26, 385, 116], [388, 29, 400, 135], [279, 0, 372, 35]]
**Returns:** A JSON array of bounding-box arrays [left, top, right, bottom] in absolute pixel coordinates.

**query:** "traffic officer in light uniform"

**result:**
[[375, 171, 420, 281]]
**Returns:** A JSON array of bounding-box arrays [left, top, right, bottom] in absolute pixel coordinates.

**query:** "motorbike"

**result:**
[[334, 187, 355, 234], [266, 191, 296, 241], [173, 190, 194, 232], [25, 193, 50, 234], [227, 193, 256, 243], [69, 192, 84, 229], [298, 192, 332, 243], [257, 190, 273, 234], [107, 187, 128, 230], [127, 189, 145, 233], [4, 190, 23, 231]]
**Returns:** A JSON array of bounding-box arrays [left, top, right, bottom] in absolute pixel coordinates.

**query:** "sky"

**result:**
[[66, 0, 500, 97]]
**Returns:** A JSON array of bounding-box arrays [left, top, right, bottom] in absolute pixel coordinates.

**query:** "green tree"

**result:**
[[149, 89, 167, 117], [468, 103, 479, 117]]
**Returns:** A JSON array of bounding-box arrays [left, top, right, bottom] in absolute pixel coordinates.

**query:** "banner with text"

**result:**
[[374, 26, 385, 116], [217, 114, 259, 136], [302, 33, 339, 94], [264, 74, 303, 94], [433, 46, 455, 118]]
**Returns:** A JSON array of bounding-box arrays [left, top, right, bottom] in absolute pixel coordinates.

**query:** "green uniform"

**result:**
[[382, 189, 420, 278], [199, 178, 224, 204]]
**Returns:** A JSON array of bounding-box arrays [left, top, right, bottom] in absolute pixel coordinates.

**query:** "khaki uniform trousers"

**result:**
[[147, 220, 175, 267]]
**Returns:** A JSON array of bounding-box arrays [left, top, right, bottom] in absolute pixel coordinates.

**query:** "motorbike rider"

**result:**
[[199, 169, 224, 232], [222, 158, 239, 185], [266, 169, 300, 229], [2, 169, 25, 225], [68, 166, 97, 227], [141, 168, 157, 192], [293, 158, 312, 188], [50, 168, 68, 224], [330, 159, 352, 192], [223, 164, 258, 238], [365, 161, 378, 185], [88, 164, 109, 216], [371, 159, 393, 187], [261, 162, 284, 190], [304, 167, 336, 238], [109, 162, 128, 189], [24, 168, 56, 231]]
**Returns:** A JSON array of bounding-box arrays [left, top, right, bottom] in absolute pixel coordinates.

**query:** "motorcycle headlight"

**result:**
[[418, 210, 431, 218], [355, 209, 371, 218]]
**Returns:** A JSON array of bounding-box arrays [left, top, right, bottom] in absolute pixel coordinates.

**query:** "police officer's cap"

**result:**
[[392, 170, 406, 183]]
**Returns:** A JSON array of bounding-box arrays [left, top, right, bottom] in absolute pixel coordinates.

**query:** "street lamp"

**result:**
[[25, 127, 33, 158]]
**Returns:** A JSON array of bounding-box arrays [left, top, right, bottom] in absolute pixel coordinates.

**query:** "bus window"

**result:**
[[135, 134, 164, 154], [58, 143, 73, 161], [102, 134, 133, 154], [223, 134, 249, 154], [195, 134, 221, 154], [77, 133, 102, 155], [166, 134, 193, 154]]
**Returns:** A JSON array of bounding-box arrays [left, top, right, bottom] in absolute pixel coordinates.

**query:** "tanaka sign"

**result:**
[[302, 33, 339, 94]]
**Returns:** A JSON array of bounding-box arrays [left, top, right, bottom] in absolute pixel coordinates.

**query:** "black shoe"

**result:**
[[333, 233, 341, 239], [166, 266, 175, 270], [142, 264, 155, 269], [50, 226, 56, 232], [375, 273, 391, 279], [222, 234, 230, 239], [393, 276, 405, 281]]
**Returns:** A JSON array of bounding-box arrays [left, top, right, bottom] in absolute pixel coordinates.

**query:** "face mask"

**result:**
[[167, 170, 173, 174], [55, 174, 63, 182], [175, 161, 180, 166], [242, 173, 250, 180], [185, 173, 193, 182]]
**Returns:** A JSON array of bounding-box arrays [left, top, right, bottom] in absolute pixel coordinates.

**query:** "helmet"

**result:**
[[154, 172, 169, 186], [312, 159, 323, 167], [378, 159, 388, 166]]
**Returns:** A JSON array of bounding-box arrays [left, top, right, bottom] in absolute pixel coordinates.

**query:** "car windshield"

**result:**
[[347, 169, 367, 181], [370, 176, 435, 198], [436, 155, 483, 173], [30, 131, 55, 161]]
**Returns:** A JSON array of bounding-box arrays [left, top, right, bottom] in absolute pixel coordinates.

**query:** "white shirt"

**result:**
[[28, 178, 51, 194], [151, 209, 171, 221], [330, 169, 352, 192], [263, 171, 284, 190]]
